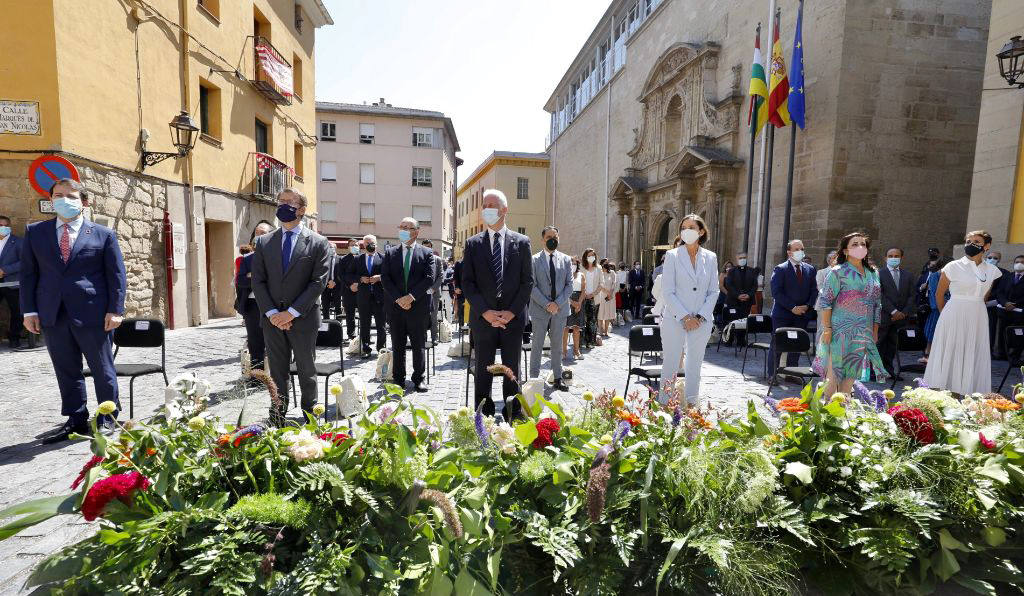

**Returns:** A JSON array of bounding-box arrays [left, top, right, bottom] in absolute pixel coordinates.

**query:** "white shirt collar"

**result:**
[[488, 226, 507, 239], [59, 216, 85, 232], [282, 222, 302, 236]]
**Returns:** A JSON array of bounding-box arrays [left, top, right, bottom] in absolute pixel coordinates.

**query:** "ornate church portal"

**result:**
[[610, 42, 744, 268]]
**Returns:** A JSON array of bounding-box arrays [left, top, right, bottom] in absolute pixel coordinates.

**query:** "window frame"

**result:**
[[516, 176, 529, 200], [320, 201, 337, 222], [412, 126, 434, 148], [320, 121, 336, 142], [320, 161, 337, 182], [412, 205, 432, 226], [359, 123, 375, 144], [359, 203, 375, 223], [359, 163, 375, 184], [412, 166, 432, 187]]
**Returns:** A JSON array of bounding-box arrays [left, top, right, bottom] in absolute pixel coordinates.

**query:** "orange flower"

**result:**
[[145, 448, 157, 456], [117, 457, 131, 466], [216, 433, 232, 446], [776, 398, 808, 413], [985, 398, 1021, 412], [616, 409, 641, 427], [686, 408, 713, 430]]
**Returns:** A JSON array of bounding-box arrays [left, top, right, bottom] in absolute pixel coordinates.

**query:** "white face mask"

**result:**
[[587, 255, 596, 264], [737, 258, 747, 267], [791, 250, 805, 262], [680, 228, 700, 245], [986, 257, 999, 266], [482, 208, 500, 226], [1015, 263, 1024, 272]]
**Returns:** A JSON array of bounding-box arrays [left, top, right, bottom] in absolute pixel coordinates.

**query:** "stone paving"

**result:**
[[0, 311, 1015, 594]]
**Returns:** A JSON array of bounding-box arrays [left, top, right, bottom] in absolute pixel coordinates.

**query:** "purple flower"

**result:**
[[429, 439, 441, 452], [236, 423, 266, 437], [686, 429, 699, 442], [915, 377, 928, 389], [671, 406, 682, 428], [474, 412, 489, 447], [763, 396, 780, 415], [612, 420, 631, 446], [852, 382, 887, 412]]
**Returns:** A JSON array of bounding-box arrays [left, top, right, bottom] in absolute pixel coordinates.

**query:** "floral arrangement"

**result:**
[[1, 379, 1024, 595]]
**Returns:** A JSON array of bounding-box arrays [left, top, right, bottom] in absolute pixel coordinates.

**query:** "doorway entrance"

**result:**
[[204, 220, 235, 319]]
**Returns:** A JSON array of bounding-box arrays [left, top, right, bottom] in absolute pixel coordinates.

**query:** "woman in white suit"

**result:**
[[659, 214, 720, 406]]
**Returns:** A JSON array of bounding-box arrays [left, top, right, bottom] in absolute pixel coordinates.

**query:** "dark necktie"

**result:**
[[795, 263, 802, 283], [281, 231, 293, 272], [491, 232, 503, 299], [1017, 273, 1022, 284], [549, 253, 557, 302]]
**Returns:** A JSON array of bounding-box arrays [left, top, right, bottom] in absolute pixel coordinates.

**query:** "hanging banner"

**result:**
[[256, 44, 293, 96]]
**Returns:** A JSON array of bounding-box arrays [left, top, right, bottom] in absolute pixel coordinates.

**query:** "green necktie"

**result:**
[[403, 248, 412, 293]]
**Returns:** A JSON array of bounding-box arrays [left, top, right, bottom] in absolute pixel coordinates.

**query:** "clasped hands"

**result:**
[[545, 302, 559, 315], [483, 309, 515, 329], [791, 305, 809, 315], [269, 310, 295, 330], [682, 314, 702, 331], [395, 294, 415, 310]]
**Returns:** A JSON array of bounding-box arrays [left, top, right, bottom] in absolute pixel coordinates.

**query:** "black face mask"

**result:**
[[276, 204, 298, 223], [964, 243, 984, 258], [545, 237, 558, 251], [366, 243, 376, 253]]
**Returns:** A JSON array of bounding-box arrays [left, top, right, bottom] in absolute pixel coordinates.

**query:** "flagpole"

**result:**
[[754, 0, 776, 269], [742, 22, 762, 254], [757, 2, 778, 273], [782, 0, 803, 252]]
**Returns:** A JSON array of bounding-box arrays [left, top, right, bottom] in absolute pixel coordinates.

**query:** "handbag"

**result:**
[[616, 312, 625, 326], [374, 349, 393, 382], [335, 375, 369, 418], [623, 310, 633, 322], [439, 319, 452, 343]]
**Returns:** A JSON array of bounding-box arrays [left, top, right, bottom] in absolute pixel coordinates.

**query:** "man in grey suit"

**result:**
[[421, 239, 445, 343], [528, 226, 573, 392], [877, 246, 916, 377], [251, 188, 332, 423]]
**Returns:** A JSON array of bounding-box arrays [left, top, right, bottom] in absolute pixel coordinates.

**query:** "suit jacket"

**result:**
[[347, 252, 385, 302], [235, 252, 255, 312], [20, 218, 126, 327], [0, 234, 22, 285], [627, 268, 645, 291], [428, 253, 444, 303], [335, 253, 356, 296], [879, 266, 915, 325], [529, 250, 574, 318], [381, 243, 436, 313], [462, 229, 533, 328], [251, 225, 331, 329], [723, 265, 759, 305], [661, 247, 719, 322], [996, 270, 1024, 309], [770, 260, 818, 320], [453, 260, 464, 291]]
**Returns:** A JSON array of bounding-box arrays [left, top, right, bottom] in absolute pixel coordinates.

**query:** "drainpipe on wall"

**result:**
[[604, 81, 611, 258], [163, 210, 175, 329], [179, 0, 201, 327]]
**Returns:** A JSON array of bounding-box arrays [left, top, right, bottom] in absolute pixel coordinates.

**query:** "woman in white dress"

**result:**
[[923, 230, 1002, 395], [563, 257, 585, 360], [580, 249, 602, 348], [597, 262, 618, 336], [659, 214, 720, 406]]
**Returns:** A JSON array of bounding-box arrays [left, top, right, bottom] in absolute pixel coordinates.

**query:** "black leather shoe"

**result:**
[[42, 421, 90, 445], [414, 382, 428, 393], [361, 349, 373, 359], [553, 380, 570, 392]]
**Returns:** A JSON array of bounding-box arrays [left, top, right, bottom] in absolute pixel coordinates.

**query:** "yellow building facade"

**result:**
[[0, 0, 331, 328], [454, 151, 549, 260]]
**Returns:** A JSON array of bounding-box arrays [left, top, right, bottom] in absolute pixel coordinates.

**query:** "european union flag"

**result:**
[[789, 0, 806, 129]]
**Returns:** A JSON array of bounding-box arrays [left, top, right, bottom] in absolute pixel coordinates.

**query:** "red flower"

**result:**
[[979, 432, 996, 450], [233, 432, 256, 447], [887, 405, 935, 444], [319, 432, 350, 445], [71, 455, 104, 490], [80, 471, 151, 521], [532, 418, 561, 449]]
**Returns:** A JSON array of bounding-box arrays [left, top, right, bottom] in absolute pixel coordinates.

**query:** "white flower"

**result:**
[[850, 448, 863, 458], [840, 466, 852, 477], [312, 404, 326, 417], [283, 429, 330, 462], [872, 464, 884, 473], [491, 423, 516, 453], [187, 416, 206, 430], [839, 444, 849, 450]]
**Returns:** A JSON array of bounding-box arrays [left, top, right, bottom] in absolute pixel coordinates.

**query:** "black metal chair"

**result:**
[[85, 318, 168, 419], [765, 327, 816, 396], [624, 324, 681, 395], [642, 313, 660, 325], [740, 314, 773, 379], [716, 306, 743, 353], [997, 326, 1024, 393], [290, 320, 346, 411], [890, 325, 927, 388]]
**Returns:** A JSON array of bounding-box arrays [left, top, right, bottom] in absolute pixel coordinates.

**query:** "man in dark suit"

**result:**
[[251, 188, 331, 422], [321, 246, 339, 320], [421, 239, 445, 343], [627, 260, 645, 319], [453, 258, 465, 326], [346, 234, 386, 357], [236, 222, 273, 375], [877, 247, 916, 376], [462, 189, 533, 418], [0, 214, 25, 349], [337, 238, 360, 340], [770, 239, 818, 367], [381, 218, 436, 392], [996, 254, 1024, 362], [987, 251, 1011, 358], [21, 179, 127, 443], [723, 251, 759, 344]]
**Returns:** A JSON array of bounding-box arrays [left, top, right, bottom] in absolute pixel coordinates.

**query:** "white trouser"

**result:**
[[659, 315, 713, 404]]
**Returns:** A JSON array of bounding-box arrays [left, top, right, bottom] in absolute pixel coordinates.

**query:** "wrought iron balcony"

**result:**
[[249, 152, 292, 199]]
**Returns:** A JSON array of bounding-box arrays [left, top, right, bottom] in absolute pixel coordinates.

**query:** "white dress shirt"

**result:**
[[486, 226, 507, 278]]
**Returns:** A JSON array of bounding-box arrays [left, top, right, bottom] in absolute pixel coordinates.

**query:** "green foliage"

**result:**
[[227, 493, 311, 529]]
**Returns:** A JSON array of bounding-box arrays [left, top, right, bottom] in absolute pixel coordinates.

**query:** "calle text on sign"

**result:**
[[0, 100, 40, 135]]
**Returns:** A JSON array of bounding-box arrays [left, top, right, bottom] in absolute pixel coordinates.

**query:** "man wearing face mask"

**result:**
[[877, 247, 916, 377], [528, 226, 573, 391], [381, 218, 435, 392], [420, 239, 445, 344], [236, 221, 274, 374], [985, 251, 1009, 356], [628, 260, 645, 320], [335, 238, 361, 341], [723, 251, 760, 345], [251, 188, 332, 423], [20, 179, 127, 443], [770, 239, 818, 368], [994, 254, 1024, 362], [462, 189, 533, 418], [347, 234, 387, 357], [0, 214, 25, 349]]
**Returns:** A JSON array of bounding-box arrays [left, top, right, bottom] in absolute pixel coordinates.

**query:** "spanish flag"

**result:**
[[767, 12, 791, 128], [747, 25, 769, 136]]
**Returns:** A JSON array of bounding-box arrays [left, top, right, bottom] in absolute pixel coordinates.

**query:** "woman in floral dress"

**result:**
[[813, 232, 888, 395]]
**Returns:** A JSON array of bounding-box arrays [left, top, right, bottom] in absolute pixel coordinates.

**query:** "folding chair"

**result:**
[[890, 325, 927, 388], [765, 327, 816, 397], [405, 339, 437, 382], [740, 314, 773, 379], [997, 326, 1024, 393], [642, 313, 660, 325], [85, 318, 168, 419], [624, 325, 681, 395], [290, 320, 346, 412], [716, 306, 742, 352]]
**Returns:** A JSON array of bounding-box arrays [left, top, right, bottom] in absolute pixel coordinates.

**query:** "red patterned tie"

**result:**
[[60, 224, 71, 263]]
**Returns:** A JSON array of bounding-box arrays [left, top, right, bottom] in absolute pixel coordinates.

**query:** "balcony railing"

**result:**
[[251, 36, 293, 106], [249, 152, 292, 199]]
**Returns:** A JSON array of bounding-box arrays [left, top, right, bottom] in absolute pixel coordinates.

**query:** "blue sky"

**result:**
[[315, 0, 609, 175]]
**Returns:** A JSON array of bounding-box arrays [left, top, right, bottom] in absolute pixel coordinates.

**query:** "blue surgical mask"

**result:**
[[482, 208, 500, 226], [350, 246, 360, 255], [398, 229, 412, 243], [986, 257, 998, 266], [53, 197, 83, 219], [276, 203, 298, 223], [0, 226, 9, 237], [887, 257, 901, 268]]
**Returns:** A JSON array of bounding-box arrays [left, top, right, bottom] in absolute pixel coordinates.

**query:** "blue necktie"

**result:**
[[282, 231, 293, 272], [491, 232, 503, 299]]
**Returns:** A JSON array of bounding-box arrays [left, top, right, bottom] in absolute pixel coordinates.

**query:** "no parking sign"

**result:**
[[28, 155, 80, 214]]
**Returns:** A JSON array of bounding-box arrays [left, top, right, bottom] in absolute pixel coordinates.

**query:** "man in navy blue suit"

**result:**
[[381, 217, 436, 392], [462, 189, 533, 419], [0, 214, 25, 349], [627, 260, 645, 320], [21, 179, 127, 444], [770, 239, 818, 368], [346, 234, 387, 357], [236, 221, 273, 375]]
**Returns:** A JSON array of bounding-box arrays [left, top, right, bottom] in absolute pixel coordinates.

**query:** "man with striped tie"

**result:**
[[461, 189, 533, 419]]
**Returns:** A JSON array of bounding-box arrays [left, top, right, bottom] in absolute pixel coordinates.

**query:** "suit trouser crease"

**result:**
[[473, 323, 524, 417], [358, 295, 387, 350], [262, 317, 318, 414], [44, 311, 120, 422], [389, 305, 427, 385], [659, 316, 712, 402], [529, 310, 566, 379]]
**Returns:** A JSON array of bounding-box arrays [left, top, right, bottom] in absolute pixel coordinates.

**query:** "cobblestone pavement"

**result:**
[[0, 313, 1013, 594]]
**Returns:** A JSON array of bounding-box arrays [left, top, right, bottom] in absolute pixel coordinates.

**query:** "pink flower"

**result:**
[[71, 455, 104, 490], [80, 471, 151, 521], [979, 432, 996, 451]]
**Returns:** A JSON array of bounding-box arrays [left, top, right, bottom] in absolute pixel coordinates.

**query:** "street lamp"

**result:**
[[141, 111, 200, 170], [997, 35, 1024, 87]]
